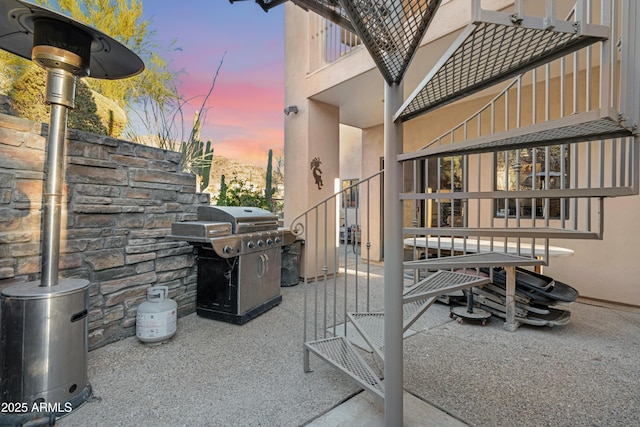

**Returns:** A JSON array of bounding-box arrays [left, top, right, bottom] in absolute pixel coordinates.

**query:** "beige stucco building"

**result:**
[[282, 0, 640, 307]]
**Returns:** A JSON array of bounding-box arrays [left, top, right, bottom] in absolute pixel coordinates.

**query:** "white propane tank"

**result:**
[[136, 286, 177, 344]]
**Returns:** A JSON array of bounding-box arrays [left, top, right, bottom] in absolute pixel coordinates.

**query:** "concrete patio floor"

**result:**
[[58, 257, 640, 427]]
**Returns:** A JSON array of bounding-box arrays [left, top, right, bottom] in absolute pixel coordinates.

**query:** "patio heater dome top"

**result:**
[[0, 0, 144, 79]]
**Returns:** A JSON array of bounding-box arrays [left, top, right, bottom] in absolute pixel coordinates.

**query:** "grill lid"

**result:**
[[197, 206, 278, 233]]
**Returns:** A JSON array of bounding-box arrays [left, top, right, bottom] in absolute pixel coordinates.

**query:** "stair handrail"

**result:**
[[288, 169, 384, 238]]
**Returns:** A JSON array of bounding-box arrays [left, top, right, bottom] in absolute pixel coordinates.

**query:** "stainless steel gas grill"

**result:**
[[169, 206, 283, 324]]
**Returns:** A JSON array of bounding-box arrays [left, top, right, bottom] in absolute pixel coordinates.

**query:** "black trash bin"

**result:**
[[281, 240, 301, 287]]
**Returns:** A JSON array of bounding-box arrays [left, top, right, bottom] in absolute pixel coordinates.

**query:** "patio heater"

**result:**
[[0, 0, 143, 423]]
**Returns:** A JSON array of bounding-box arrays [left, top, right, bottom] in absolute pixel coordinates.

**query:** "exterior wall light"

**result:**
[[284, 105, 299, 115]]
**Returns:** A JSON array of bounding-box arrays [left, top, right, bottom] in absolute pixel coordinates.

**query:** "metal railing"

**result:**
[[309, 14, 363, 73], [400, 0, 639, 268], [289, 171, 383, 347]]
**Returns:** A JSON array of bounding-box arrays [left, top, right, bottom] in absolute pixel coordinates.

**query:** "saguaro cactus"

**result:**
[[265, 148, 274, 209], [217, 174, 228, 205]]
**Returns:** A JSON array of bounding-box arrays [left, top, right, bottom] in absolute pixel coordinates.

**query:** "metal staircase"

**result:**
[[303, 269, 489, 399], [240, 0, 640, 416]]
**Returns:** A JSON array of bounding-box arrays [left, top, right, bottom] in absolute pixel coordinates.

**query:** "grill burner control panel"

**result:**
[[209, 230, 284, 258]]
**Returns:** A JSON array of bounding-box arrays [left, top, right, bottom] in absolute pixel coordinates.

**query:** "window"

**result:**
[[342, 179, 359, 208], [494, 147, 569, 219]]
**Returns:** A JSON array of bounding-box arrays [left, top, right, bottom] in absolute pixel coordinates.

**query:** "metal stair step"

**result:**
[[402, 270, 490, 304], [404, 252, 544, 270], [396, 11, 609, 121], [403, 227, 600, 240], [398, 108, 633, 160], [348, 296, 436, 361], [348, 313, 385, 361], [304, 336, 384, 400]]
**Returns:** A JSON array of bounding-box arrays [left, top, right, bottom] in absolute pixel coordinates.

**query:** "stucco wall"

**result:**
[[0, 113, 209, 349], [285, 0, 640, 306]]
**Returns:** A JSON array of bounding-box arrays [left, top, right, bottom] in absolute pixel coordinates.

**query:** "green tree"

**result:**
[[5, 0, 177, 140], [9, 64, 110, 135], [47, 0, 176, 110]]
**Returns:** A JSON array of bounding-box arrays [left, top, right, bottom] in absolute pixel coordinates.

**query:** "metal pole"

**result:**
[[384, 80, 403, 425], [40, 67, 76, 287]]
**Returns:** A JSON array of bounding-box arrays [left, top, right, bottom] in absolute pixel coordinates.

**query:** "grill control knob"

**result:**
[[266, 238, 273, 246], [223, 245, 233, 254], [247, 241, 255, 249], [257, 240, 264, 247], [274, 236, 281, 244]]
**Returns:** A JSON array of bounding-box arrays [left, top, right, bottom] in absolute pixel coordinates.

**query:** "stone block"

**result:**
[[73, 205, 122, 214], [85, 249, 125, 271], [134, 144, 165, 160], [0, 189, 10, 204], [155, 254, 194, 272], [103, 236, 127, 249], [134, 261, 155, 274], [0, 231, 33, 244], [103, 285, 149, 307], [144, 206, 167, 214], [0, 267, 15, 279], [88, 308, 103, 323], [74, 214, 115, 228], [130, 168, 194, 186], [122, 316, 137, 329], [125, 252, 156, 265], [100, 271, 157, 295], [60, 253, 83, 269], [166, 151, 181, 164], [128, 228, 174, 240], [156, 269, 190, 283], [116, 214, 145, 228], [165, 203, 183, 212], [0, 173, 13, 188], [75, 183, 119, 197], [15, 256, 40, 275], [144, 213, 176, 229], [7, 242, 40, 257], [103, 305, 125, 324], [67, 164, 127, 185], [121, 188, 153, 199], [110, 154, 149, 168], [93, 266, 136, 282], [157, 245, 194, 258], [75, 195, 113, 205]]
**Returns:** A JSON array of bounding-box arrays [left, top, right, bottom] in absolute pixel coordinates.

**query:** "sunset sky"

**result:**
[[141, 1, 285, 167]]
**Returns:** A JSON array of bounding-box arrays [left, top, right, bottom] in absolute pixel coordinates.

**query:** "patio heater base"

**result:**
[[0, 279, 91, 417]]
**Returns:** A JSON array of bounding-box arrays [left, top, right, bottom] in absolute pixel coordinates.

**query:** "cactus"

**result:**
[[180, 111, 214, 193], [217, 174, 228, 206], [265, 148, 274, 209], [198, 140, 213, 191]]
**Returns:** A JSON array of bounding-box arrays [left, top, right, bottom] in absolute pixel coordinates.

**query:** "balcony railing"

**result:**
[[309, 15, 363, 73]]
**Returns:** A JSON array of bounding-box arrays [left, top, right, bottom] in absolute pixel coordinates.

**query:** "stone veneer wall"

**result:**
[[0, 113, 209, 349]]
